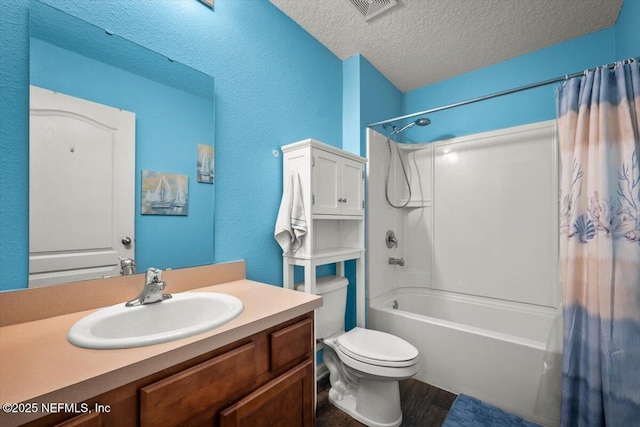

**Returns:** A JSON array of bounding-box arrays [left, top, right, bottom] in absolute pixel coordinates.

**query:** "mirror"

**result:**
[[21, 0, 215, 290]]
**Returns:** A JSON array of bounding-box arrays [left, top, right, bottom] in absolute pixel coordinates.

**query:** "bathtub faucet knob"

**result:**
[[386, 230, 398, 248]]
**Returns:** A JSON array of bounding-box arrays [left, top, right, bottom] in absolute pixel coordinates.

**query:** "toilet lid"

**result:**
[[336, 328, 418, 367]]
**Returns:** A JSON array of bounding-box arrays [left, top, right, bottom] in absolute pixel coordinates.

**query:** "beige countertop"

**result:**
[[0, 279, 321, 426]]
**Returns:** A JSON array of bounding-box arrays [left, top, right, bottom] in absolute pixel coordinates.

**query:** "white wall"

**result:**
[[366, 130, 399, 302], [367, 121, 559, 309], [396, 143, 433, 289], [432, 121, 558, 307], [366, 130, 435, 302]]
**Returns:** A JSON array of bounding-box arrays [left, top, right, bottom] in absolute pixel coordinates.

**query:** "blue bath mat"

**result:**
[[442, 394, 541, 427]]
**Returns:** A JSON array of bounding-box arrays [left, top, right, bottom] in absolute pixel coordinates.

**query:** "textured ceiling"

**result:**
[[269, 0, 623, 92]]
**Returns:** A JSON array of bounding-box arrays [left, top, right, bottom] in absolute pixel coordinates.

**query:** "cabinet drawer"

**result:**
[[270, 318, 313, 372], [140, 342, 257, 427]]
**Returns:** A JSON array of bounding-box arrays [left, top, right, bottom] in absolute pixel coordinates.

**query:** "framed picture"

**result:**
[[141, 171, 188, 216], [197, 144, 214, 184]]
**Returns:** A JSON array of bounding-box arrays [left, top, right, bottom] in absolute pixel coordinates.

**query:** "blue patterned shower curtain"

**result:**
[[557, 60, 640, 426]]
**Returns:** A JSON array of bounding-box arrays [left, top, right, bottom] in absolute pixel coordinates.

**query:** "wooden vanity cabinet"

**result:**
[[25, 313, 314, 427]]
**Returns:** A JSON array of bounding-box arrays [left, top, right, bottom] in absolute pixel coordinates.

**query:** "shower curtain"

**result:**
[[558, 60, 640, 426]]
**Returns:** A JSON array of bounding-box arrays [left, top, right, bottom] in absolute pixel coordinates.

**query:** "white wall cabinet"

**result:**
[[281, 139, 366, 327], [312, 149, 363, 216]]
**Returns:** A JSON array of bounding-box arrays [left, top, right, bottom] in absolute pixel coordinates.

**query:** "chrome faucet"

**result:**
[[119, 257, 136, 276], [388, 257, 405, 267], [125, 268, 172, 307]]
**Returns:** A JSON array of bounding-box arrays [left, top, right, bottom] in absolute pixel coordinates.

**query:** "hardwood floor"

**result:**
[[316, 376, 456, 427]]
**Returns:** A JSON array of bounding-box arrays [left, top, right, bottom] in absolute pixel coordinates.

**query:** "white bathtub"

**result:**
[[368, 289, 559, 426]]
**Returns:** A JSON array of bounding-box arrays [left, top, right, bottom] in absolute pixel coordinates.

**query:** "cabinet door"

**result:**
[[270, 318, 313, 372], [220, 360, 314, 427], [312, 149, 340, 215], [340, 158, 364, 216]]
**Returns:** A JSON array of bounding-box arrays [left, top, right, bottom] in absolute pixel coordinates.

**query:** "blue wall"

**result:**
[[342, 56, 361, 155], [342, 54, 402, 156], [30, 38, 215, 275], [0, 0, 343, 291], [616, 0, 640, 60], [401, 28, 617, 142]]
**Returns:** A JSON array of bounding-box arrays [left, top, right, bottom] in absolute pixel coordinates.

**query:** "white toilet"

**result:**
[[299, 276, 418, 427]]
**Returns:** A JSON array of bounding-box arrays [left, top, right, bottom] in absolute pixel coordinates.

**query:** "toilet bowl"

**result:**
[[296, 276, 419, 427], [322, 327, 418, 427]]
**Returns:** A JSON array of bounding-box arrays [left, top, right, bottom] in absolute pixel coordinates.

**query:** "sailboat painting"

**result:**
[[197, 144, 214, 184], [141, 170, 189, 216]]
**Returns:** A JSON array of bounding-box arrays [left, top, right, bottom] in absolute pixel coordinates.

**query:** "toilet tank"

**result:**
[[296, 275, 348, 339]]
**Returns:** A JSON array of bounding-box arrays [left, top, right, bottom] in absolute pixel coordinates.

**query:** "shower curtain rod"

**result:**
[[368, 56, 640, 128]]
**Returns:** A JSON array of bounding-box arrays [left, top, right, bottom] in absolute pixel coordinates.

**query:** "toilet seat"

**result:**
[[336, 327, 418, 368]]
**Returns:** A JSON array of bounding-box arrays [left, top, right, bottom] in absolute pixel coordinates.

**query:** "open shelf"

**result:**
[[284, 247, 364, 265], [396, 199, 432, 208], [312, 214, 363, 220]]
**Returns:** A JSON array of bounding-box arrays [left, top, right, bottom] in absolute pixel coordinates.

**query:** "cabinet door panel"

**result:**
[[220, 360, 314, 427], [270, 318, 313, 372], [140, 342, 257, 427], [312, 150, 340, 215], [341, 158, 364, 216]]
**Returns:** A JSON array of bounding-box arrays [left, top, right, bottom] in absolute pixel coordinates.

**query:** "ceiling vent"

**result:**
[[346, 0, 398, 21]]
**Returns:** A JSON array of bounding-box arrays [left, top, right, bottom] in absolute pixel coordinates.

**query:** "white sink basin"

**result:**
[[67, 292, 244, 349]]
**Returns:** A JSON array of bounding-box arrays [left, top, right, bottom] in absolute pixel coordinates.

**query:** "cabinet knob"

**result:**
[[338, 198, 344, 203], [343, 198, 347, 203]]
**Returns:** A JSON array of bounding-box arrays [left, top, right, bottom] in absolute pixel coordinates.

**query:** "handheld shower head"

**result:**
[[391, 117, 431, 135]]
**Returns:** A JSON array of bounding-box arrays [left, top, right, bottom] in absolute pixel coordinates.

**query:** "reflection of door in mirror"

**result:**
[[29, 86, 135, 288]]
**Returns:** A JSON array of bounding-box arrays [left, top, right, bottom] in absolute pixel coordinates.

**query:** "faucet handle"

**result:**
[[386, 230, 398, 248], [145, 267, 163, 285]]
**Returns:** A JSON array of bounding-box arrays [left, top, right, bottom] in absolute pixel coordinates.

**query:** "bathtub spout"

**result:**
[[388, 257, 405, 266]]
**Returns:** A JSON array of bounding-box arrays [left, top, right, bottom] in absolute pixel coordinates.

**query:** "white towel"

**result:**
[[274, 172, 307, 253]]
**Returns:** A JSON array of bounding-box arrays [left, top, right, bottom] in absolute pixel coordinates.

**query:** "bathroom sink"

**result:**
[[67, 292, 244, 349]]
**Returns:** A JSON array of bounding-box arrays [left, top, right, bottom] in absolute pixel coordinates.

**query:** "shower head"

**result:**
[[391, 118, 431, 135]]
